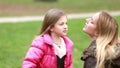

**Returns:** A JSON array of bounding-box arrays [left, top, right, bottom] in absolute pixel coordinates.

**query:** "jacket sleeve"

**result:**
[[83, 57, 96, 68], [22, 38, 44, 68], [69, 64, 73, 68], [67, 48, 73, 68], [69, 54, 73, 68], [112, 56, 120, 67]]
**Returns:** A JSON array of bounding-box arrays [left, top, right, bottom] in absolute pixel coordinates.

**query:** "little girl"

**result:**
[[22, 8, 74, 68]]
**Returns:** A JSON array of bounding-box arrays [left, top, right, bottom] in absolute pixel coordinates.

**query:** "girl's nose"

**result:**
[[64, 24, 68, 28]]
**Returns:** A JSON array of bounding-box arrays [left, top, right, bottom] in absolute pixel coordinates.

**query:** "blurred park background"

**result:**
[[0, 0, 120, 68], [0, 0, 120, 17]]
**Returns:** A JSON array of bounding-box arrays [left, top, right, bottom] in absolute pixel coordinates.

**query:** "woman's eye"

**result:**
[[91, 21, 94, 24]]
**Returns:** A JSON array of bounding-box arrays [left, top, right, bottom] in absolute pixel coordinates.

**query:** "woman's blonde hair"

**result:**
[[96, 11, 119, 68], [39, 8, 66, 35]]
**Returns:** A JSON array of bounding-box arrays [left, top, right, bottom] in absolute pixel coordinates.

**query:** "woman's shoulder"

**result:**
[[81, 40, 96, 61]]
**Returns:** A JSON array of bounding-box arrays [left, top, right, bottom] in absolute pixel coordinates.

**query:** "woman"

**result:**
[[81, 11, 120, 68]]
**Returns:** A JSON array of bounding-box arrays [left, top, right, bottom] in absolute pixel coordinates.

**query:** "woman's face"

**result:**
[[83, 13, 100, 37]]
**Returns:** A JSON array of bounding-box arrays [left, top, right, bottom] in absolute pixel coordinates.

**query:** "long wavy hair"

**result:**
[[95, 11, 119, 68], [39, 8, 66, 35]]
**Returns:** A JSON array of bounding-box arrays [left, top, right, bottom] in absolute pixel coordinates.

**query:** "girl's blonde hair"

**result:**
[[39, 8, 66, 35], [96, 11, 119, 68]]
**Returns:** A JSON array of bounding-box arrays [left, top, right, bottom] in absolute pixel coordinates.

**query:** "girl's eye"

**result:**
[[59, 22, 67, 25], [59, 23, 64, 25], [66, 22, 68, 25]]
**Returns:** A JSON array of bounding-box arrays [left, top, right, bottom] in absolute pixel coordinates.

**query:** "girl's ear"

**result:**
[[50, 27, 54, 32], [95, 31, 99, 37]]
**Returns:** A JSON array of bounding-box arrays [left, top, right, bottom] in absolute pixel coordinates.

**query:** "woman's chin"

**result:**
[[83, 28, 86, 32]]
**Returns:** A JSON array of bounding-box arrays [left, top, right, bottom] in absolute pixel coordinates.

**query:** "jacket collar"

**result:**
[[42, 33, 73, 47]]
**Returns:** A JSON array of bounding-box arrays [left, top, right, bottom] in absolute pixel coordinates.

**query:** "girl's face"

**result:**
[[50, 15, 68, 37], [83, 13, 100, 37]]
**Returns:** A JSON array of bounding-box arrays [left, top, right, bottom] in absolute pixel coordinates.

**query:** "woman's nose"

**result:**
[[86, 18, 91, 23]]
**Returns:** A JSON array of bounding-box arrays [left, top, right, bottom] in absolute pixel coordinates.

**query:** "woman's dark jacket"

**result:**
[[81, 40, 120, 68]]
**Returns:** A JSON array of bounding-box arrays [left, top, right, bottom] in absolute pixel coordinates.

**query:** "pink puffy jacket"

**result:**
[[22, 34, 74, 68]]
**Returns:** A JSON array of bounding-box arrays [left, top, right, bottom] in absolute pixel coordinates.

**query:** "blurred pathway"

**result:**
[[0, 11, 120, 23]]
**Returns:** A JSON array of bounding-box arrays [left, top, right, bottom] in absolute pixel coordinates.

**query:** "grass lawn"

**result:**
[[0, 16, 120, 68]]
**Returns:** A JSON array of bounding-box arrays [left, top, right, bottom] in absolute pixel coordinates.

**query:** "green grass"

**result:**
[[0, 0, 120, 16], [0, 21, 41, 68], [0, 16, 120, 68]]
